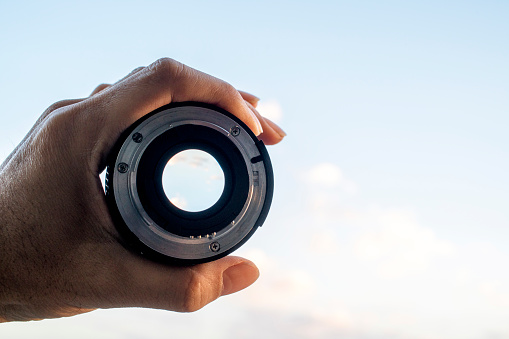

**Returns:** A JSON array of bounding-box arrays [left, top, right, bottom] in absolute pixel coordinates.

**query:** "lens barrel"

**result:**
[[105, 102, 273, 265]]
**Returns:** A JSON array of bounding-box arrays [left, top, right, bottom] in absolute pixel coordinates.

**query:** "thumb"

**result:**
[[221, 259, 260, 296], [97, 255, 260, 313]]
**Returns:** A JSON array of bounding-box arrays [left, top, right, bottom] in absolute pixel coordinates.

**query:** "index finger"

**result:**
[[89, 58, 263, 154]]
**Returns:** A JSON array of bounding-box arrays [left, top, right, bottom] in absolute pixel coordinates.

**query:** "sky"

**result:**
[[163, 149, 226, 211], [1, 0, 508, 338]]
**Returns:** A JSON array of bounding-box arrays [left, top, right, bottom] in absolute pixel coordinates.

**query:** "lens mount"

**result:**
[[105, 102, 273, 265]]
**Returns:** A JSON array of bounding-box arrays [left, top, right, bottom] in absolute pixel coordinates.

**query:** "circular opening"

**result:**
[[162, 149, 225, 212]]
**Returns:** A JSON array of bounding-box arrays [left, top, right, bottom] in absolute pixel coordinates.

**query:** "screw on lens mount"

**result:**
[[117, 162, 129, 173]]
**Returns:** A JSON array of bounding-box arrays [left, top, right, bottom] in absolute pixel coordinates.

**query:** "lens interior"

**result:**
[[136, 124, 249, 237], [162, 149, 225, 212]]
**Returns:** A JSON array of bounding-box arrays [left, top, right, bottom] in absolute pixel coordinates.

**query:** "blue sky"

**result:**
[[1, 1, 508, 338]]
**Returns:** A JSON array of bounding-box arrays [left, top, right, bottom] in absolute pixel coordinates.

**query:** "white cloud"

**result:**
[[304, 162, 343, 187], [302, 163, 357, 194], [354, 209, 455, 279], [256, 100, 283, 123], [479, 280, 509, 307], [223, 248, 430, 339], [169, 195, 188, 210], [168, 150, 212, 169], [236, 248, 316, 312], [453, 267, 473, 286], [308, 229, 340, 255]]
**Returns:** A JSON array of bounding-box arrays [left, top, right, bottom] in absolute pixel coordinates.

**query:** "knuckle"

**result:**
[[90, 84, 110, 96], [148, 58, 187, 83], [36, 100, 81, 136], [214, 80, 241, 103], [40, 101, 90, 144], [131, 66, 145, 73], [44, 99, 75, 115], [180, 270, 205, 312], [123, 67, 145, 81], [219, 81, 237, 96], [178, 269, 220, 313], [42, 105, 77, 134], [96, 83, 110, 90]]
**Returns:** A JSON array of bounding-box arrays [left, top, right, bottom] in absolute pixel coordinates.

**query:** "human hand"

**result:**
[[0, 58, 285, 322]]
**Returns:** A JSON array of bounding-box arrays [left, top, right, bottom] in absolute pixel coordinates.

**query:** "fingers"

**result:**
[[245, 101, 286, 145], [85, 58, 264, 158], [264, 117, 287, 139], [99, 255, 259, 312], [240, 91, 287, 144], [239, 90, 260, 108], [221, 259, 260, 296]]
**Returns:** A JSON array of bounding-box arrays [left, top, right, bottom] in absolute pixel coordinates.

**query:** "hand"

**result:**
[[0, 58, 285, 322]]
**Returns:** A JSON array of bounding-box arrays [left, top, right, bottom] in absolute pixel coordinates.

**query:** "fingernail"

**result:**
[[251, 95, 260, 106], [239, 91, 260, 107], [242, 102, 263, 136], [221, 261, 259, 296], [266, 118, 287, 138], [250, 113, 264, 136], [254, 120, 263, 136], [276, 127, 287, 138]]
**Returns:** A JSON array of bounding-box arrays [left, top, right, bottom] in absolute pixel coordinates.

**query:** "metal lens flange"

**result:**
[[105, 102, 274, 265]]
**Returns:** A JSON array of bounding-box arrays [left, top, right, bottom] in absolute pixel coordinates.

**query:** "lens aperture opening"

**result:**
[[162, 149, 225, 212]]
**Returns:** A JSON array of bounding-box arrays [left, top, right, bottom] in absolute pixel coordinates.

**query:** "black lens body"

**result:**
[[105, 102, 273, 265]]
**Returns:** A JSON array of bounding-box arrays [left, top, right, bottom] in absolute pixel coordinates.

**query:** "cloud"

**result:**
[[225, 308, 356, 339], [231, 249, 416, 338], [167, 150, 214, 169], [302, 163, 357, 194], [257, 100, 283, 123], [169, 195, 188, 210], [479, 280, 509, 307], [235, 248, 316, 312], [222, 305, 423, 339], [353, 208, 455, 279], [223, 248, 428, 339], [229, 249, 365, 337], [304, 162, 343, 187], [308, 229, 341, 255], [296, 163, 358, 229], [208, 174, 223, 181]]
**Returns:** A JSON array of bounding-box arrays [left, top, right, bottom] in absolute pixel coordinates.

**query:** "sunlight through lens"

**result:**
[[162, 149, 225, 212]]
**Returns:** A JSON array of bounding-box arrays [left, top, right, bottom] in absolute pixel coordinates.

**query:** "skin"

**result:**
[[0, 58, 285, 322]]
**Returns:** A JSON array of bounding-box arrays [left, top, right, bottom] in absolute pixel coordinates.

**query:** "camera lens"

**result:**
[[162, 149, 225, 212], [105, 102, 273, 265]]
